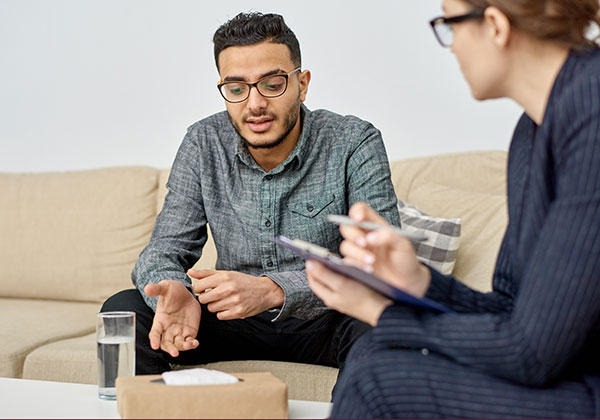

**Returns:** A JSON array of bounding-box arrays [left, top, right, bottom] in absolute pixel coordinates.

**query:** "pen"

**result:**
[[326, 214, 428, 242]]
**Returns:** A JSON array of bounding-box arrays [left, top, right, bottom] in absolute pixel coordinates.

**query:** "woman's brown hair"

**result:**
[[462, 0, 600, 48]]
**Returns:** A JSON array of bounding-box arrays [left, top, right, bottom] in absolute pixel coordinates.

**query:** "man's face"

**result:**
[[217, 42, 309, 149]]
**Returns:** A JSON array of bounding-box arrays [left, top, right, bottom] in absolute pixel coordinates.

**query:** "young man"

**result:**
[[102, 12, 400, 374]]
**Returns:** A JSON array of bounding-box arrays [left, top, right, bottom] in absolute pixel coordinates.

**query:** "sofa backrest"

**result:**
[[0, 151, 506, 303], [0, 167, 159, 303]]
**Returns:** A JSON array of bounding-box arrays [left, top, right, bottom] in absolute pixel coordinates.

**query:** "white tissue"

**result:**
[[162, 368, 240, 386]]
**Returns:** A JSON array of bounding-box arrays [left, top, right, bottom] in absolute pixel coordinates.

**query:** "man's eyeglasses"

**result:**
[[429, 9, 485, 47], [217, 68, 301, 103]]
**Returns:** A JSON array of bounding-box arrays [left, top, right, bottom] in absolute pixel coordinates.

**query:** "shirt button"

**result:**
[[307, 204, 314, 212], [265, 220, 272, 228], [266, 260, 274, 267], [421, 348, 429, 356], [265, 175, 272, 181]]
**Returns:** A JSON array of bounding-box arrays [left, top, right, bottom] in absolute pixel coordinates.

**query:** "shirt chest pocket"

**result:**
[[288, 193, 337, 218]]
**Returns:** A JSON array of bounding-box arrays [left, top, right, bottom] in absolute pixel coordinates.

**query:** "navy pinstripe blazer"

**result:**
[[371, 47, 600, 397]]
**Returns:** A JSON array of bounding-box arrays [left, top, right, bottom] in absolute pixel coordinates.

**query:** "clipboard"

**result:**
[[273, 235, 453, 314]]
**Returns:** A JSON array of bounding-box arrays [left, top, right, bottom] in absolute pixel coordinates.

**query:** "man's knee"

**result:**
[[101, 289, 147, 313], [345, 331, 382, 363], [334, 315, 371, 357]]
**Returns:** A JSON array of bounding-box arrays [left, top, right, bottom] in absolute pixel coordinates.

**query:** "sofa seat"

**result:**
[[194, 361, 338, 402], [0, 298, 99, 378], [23, 330, 338, 401], [22, 332, 98, 385]]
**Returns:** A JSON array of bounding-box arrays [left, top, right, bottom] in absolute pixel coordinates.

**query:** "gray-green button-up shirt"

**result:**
[[132, 105, 400, 321]]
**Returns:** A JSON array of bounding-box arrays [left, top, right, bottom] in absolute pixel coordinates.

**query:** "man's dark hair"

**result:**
[[213, 12, 301, 71]]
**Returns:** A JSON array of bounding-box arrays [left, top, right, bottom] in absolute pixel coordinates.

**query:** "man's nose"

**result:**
[[246, 86, 268, 112]]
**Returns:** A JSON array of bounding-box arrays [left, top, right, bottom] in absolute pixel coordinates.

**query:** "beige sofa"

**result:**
[[0, 150, 508, 402]]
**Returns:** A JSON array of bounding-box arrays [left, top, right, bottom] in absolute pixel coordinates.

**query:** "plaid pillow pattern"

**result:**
[[398, 200, 461, 275]]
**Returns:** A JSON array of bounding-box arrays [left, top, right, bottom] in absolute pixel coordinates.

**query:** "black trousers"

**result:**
[[330, 332, 598, 419], [101, 289, 370, 375]]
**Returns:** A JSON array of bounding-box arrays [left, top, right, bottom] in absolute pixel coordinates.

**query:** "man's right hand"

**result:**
[[144, 280, 201, 358]]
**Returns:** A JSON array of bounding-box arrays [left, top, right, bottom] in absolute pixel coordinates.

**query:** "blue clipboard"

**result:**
[[273, 235, 453, 314]]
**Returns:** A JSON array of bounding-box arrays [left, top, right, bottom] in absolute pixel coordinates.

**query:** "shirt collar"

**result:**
[[235, 104, 312, 173]]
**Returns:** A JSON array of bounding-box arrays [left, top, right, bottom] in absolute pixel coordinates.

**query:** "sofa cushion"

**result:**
[[398, 200, 461, 275], [22, 332, 98, 384], [0, 298, 99, 378], [0, 167, 158, 302]]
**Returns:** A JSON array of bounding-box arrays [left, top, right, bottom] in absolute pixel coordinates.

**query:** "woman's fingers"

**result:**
[[306, 260, 344, 291], [340, 239, 374, 263], [366, 226, 407, 247], [338, 223, 369, 247], [306, 260, 355, 309], [339, 239, 375, 271], [349, 202, 388, 224], [306, 261, 337, 305], [339, 203, 393, 248]]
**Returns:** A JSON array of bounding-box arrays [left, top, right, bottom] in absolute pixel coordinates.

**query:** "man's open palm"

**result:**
[[144, 280, 201, 357]]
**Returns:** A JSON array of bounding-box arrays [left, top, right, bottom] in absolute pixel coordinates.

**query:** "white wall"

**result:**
[[0, 0, 522, 173]]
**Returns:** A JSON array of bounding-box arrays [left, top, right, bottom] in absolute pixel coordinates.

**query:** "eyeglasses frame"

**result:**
[[217, 67, 302, 103], [429, 9, 485, 47]]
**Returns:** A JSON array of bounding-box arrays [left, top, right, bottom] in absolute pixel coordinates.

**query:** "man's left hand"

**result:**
[[189, 269, 284, 320]]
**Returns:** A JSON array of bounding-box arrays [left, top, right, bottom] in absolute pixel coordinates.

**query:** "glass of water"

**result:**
[[96, 311, 136, 400]]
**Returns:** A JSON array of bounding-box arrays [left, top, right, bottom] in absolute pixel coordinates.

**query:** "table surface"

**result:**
[[0, 377, 332, 419]]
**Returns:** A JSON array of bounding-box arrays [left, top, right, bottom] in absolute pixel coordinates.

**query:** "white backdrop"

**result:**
[[0, 0, 522, 173]]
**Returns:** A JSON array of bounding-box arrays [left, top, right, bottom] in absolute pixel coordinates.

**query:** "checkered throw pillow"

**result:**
[[398, 200, 461, 275]]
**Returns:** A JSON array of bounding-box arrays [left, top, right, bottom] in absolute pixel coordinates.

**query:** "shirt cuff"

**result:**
[[265, 270, 329, 322]]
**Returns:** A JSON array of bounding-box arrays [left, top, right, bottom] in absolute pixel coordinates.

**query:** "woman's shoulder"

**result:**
[[556, 48, 600, 104], [546, 48, 600, 165], [571, 46, 600, 71], [549, 48, 600, 127]]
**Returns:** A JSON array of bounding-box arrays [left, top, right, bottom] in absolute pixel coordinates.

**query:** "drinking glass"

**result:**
[[96, 311, 135, 400]]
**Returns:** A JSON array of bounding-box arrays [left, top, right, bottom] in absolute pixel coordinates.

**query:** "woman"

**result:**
[[306, 0, 600, 418]]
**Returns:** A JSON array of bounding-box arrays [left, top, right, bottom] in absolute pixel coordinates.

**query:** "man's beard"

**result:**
[[230, 103, 301, 150]]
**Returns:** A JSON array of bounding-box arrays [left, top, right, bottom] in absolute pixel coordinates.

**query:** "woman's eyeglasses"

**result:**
[[429, 9, 485, 47]]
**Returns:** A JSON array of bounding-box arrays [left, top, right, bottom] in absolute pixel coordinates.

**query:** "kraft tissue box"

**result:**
[[116, 372, 288, 419]]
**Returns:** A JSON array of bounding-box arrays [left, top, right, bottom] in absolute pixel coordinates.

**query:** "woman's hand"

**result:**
[[306, 260, 392, 326], [306, 202, 432, 325], [340, 202, 431, 298]]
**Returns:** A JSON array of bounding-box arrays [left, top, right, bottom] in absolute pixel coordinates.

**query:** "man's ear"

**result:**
[[298, 70, 311, 103], [484, 6, 511, 48]]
